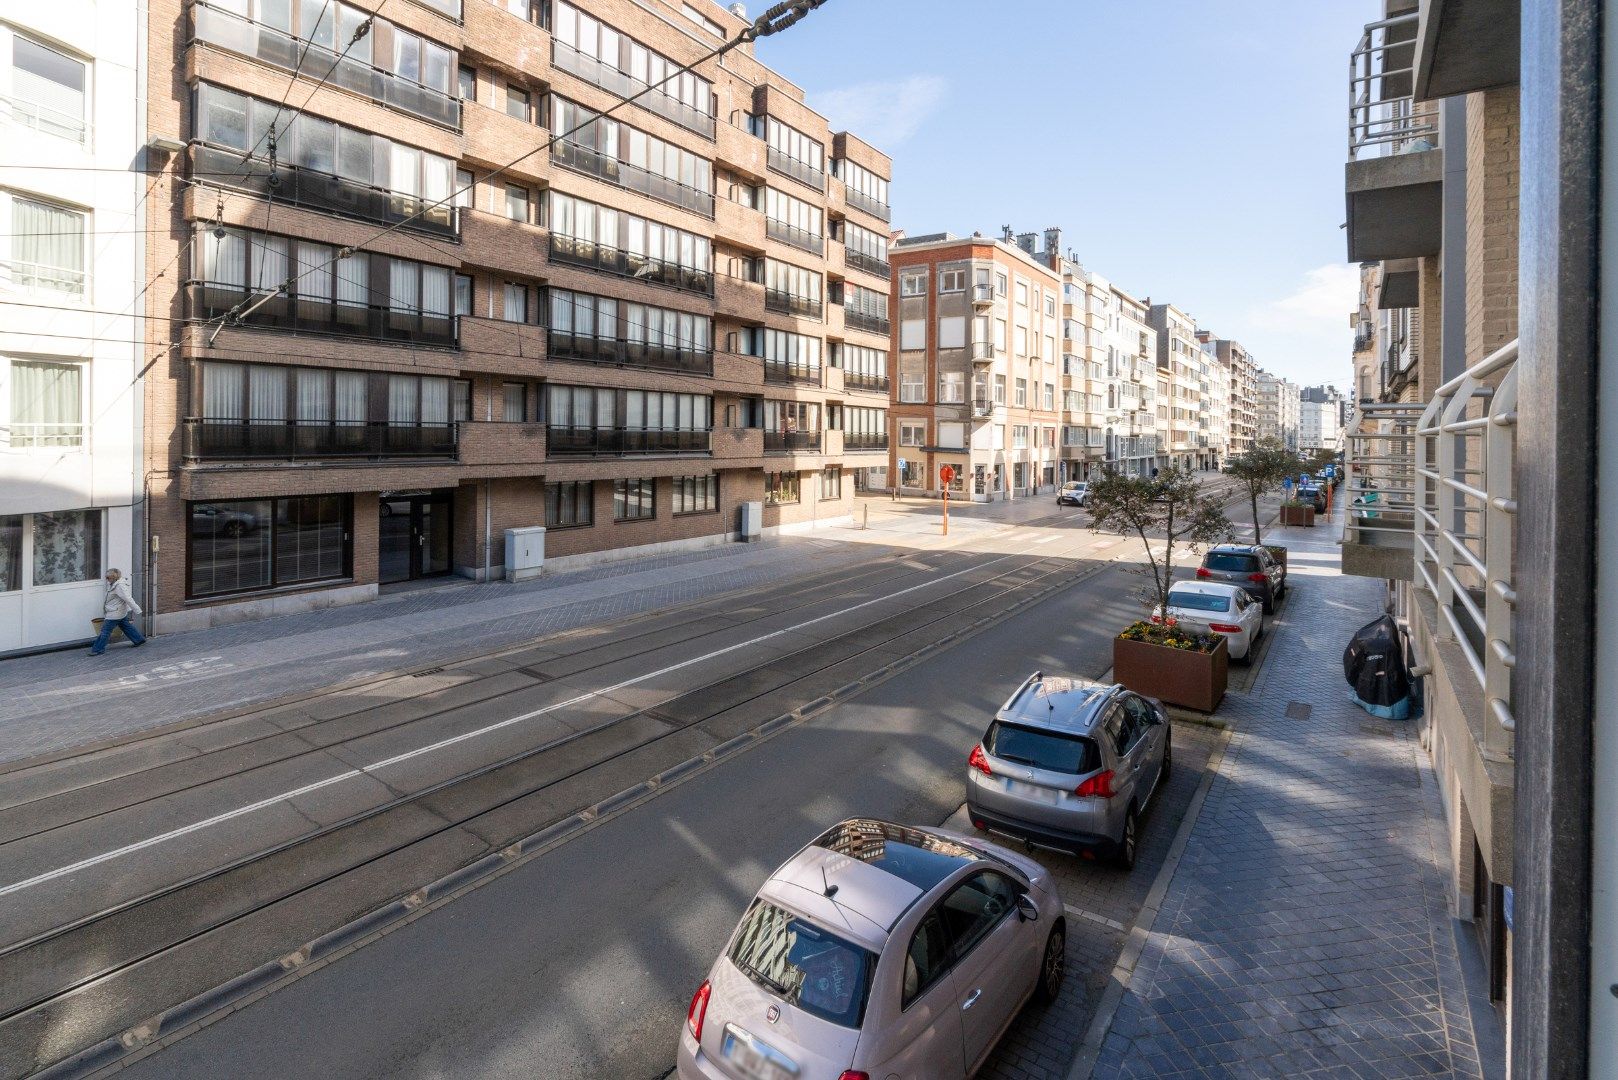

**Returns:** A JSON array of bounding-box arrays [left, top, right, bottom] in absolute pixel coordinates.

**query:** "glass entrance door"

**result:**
[[378, 491, 454, 583]]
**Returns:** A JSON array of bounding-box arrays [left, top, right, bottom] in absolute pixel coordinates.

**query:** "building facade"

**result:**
[[1297, 398, 1340, 453], [1147, 302, 1206, 470], [887, 231, 1060, 500], [140, 0, 892, 630], [1254, 368, 1301, 451], [1, 3, 145, 652], [1198, 333, 1258, 460]]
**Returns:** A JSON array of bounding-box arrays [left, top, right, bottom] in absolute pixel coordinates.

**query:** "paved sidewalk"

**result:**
[[0, 496, 1056, 767], [1085, 509, 1505, 1079]]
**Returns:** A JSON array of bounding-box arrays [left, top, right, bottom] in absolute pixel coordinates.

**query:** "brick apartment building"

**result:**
[[887, 231, 1061, 501], [141, 0, 891, 630]]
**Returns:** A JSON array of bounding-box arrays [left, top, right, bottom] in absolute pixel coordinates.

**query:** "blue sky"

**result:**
[[756, 0, 1373, 389]]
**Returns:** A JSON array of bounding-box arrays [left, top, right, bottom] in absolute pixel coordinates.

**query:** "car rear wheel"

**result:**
[[1032, 923, 1066, 1004], [1117, 807, 1139, 870], [1161, 738, 1173, 782]]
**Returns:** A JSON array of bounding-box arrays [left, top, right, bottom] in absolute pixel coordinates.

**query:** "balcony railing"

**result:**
[[191, 144, 457, 239], [844, 309, 889, 335], [4, 92, 89, 146], [546, 426, 710, 456], [844, 250, 890, 279], [844, 188, 890, 222], [7, 422, 85, 448], [765, 218, 824, 256], [1415, 337, 1518, 761], [192, 1, 460, 128], [551, 40, 714, 138], [842, 433, 888, 451], [1349, 13, 1439, 159], [764, 288, 823, 319], [764, 430, 821, 453], [969, 341, 996, 363], [548, 234, 713, 297], [551, 138, 716, 218], [189, 283, 459, 347], [766, 147, 825, 191], [972, 397, 994, 418], [763, 361, 821, 387], [183, 418, 457, 461], [842, 372, 889, 393], [1342, 399, 1422, 553], [548, 330, 713, 375], [971, 283, 995, 307], [1, 259, 87, 299]]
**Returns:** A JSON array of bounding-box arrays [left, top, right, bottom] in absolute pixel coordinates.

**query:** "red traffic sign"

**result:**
[[940, 465, 956, 483]]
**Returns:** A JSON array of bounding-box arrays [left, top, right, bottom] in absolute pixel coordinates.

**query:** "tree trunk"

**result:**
[[1251, 491, 1263, 546]]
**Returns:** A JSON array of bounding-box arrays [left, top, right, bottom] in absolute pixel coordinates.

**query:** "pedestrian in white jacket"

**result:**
[[89, 568, 147, 655]]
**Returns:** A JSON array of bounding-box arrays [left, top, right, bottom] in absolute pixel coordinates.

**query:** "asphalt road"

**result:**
[[110, 530, 1227, 1080]]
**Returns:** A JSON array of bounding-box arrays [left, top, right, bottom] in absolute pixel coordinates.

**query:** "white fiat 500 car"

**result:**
[[677, 818, 1065, 1080], [1153, 580, 1264, 661]]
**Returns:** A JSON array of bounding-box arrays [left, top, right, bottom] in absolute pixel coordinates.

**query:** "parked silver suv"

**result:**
[[966, 674, 1170, 869]]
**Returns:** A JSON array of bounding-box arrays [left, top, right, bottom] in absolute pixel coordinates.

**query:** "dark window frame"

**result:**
[[186, 494, 352, 600], [544, 480, 594, 529], [613, 476, 656, 521]]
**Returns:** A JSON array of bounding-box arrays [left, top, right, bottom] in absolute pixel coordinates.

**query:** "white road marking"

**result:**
[[1063, 903, 1129, 932], [0, 547, 1050, 900], [1031, 535, 1058, 544]]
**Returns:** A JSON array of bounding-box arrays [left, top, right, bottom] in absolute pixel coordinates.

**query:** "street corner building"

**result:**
[[136, 0, 893, 634]]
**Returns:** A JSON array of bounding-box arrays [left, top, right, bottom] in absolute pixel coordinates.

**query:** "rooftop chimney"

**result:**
[[1043, 227, 1061, 255], [1015, 232, 1038, 255]]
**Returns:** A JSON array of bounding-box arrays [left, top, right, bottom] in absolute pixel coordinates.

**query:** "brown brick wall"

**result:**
[[1463, 88, 1520, 365]]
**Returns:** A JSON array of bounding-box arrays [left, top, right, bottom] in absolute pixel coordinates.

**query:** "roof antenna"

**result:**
[[821, 866, 838, 899]]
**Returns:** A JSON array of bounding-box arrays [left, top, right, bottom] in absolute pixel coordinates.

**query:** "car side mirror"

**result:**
[[1016, 894, 1039, 922]]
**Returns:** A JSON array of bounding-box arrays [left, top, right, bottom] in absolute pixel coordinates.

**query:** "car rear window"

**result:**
[[1204, 553, 1258, 572], [1168, 590, 1231, 612], [985, 721, 1100, 774], [728, 900, 875, 1029]]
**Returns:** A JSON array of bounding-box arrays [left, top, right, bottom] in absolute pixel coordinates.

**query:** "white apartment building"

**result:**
[[1198, 341, 1229, 470], [1148, 302, 1204, 471], [1255, 369, 1302, 451], [1299, 399, 1341, 453], [0, 5, 144, 652]]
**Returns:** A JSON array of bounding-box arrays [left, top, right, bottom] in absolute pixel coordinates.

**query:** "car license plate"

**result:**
[[1002, 777, 1063, 804], [721, 1025, 799, 1080]]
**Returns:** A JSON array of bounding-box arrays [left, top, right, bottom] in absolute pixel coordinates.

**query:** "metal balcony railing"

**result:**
[[1342, 400, 1423, 548], [7, 422, 86, 448], [764, 430, 821, 452], [183, 418, 457, 461], [766, 147, 825, 192], [842, 433, 888, 451], [972, 397, 994, 418], [1, 259, 87, 299], [969, 341, 996, 363], [548, 234, 713, 297], [551, 40, 714, 139], [551, 138, 715, 218], [188, 283, 459, 347], [844, 309, 889, 335], [844, 250, 890, 279], [971, 283, 995, 307], [546, 426, 710, 456], [1415, 337, 1518, 761], [844, 188, 890, 222], [4, 92, 89, 146], [842, 372, 889, 393], [1349, 13, 1439, 159], [548, 330, 713, 375], [192, 144, 458, 239], [765, 218, 824, 256], [764, 288, 823, 320], [192, 1, 460, 128], [763, 360, 821, 387]]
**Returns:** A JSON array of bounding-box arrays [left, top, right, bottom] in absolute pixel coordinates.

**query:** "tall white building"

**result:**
[[0, 4, 145, 652], [1255, 369, 1302, 451], [1299, 399, 1341, 453]]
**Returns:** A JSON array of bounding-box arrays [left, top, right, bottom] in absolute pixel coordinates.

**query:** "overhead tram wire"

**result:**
[[205, 0, 833, 346]]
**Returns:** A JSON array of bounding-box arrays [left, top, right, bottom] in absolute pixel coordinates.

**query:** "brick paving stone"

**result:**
[[1090, 514, 1499, 1079]]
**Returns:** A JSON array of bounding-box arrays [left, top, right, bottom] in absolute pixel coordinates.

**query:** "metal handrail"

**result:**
[[1348, 13, 1438, 160], [2, 92, 90, 146]]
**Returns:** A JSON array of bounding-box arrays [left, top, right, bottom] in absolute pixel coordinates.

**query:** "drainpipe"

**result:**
[[483, 478, 491, 582]]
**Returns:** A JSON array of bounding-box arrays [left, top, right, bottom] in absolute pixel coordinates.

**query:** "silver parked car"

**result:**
[[677, 819, 1066, 1080], [966, 673, 1171, 869]]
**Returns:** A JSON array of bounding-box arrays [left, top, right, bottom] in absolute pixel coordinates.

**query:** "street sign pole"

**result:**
[[940, 465, 955, 536]]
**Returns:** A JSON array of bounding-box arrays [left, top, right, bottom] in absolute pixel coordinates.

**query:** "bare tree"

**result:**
[[1224, 438, 1297, 546], [1086, 465, 1235, 616]]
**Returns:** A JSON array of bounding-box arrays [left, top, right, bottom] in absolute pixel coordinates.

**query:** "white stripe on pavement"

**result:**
[[1064, 903, 1129, 932], [0, 547, 1054, 900]]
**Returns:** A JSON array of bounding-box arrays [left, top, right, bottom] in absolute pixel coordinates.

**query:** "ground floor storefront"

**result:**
[[0, 504, 136, 653]]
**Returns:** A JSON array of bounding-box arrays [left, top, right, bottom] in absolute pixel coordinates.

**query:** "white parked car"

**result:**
[[1152, 581, 1264, 662]]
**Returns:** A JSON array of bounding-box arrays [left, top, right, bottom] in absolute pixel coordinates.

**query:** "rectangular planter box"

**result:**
[[1280, 505, 1316, 527], [1114, 634, 1228, 713]]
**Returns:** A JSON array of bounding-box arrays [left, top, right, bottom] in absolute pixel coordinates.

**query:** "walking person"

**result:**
[[89, 568, 146, 655]]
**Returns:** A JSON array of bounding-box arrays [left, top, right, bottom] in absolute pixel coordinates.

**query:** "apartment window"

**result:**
[[899, 319, 925, 351], [899, 421, 926, 446], [994, 319, 1007, 350], [188, 495, 348, 599], [546, 481, 593, 528], [1012, 425, 1029, 449], [994, 375, 1006, 404], [765, 471, 800, 505], [614, 477, 656, 521], [8, 32, 87, 145], [1015, 378, 1028, 407], [458, 66, 476, 102], [1044, 335, 1056, 363], [549, 190, 714, 292], [502, 382, 526, 422], [900, 270, 926, 297], [844, 222, 888, 269], [503, 283, 529, 323], [1014, 281, 1028, 307], [938, 371, 965, 404], [453, 273, 472, 318], [764, 117, 825, 186], [553, 2, 715, 135], [673, 474, 718, 514], [938, 268, 965, 294], [9, 358, 84, 447], [937, 316, 966, 350], [938, 421, 965, 449], [552, 97, 715, 207], [505, 183, 529, 222], [995, 272, 1007, 296], [1043, 383, 1055, 411], [5, 193, 85, 298], [454, 168, 475, 210], [1045, 295, 1056, 317], [681, 3, 724, 35], [899, 369, 924, 403], [820, 467, 842, 501], [836, 158, 889, 212]]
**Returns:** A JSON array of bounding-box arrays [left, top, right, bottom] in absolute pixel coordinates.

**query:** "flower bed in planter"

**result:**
[[1114, 622, 1228, 713], [1280, 503, 1316, 527]]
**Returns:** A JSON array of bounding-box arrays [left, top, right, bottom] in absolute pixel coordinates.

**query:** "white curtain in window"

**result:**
[[202, 227, 246, 289], [10, 360, 82, 445], [202, 362, 243, 420], [12, 197, 84, 293], [248, 365, 286, 422], [250, 235, 288, 291], [32, 509, 101, 586], [389, 259, 418, 313], [297, 241, 332, 302], [388, 376, 417, 424], [334, 371, 366, 423], [296, 369, 330, 422], [335, 253, 368, 307], [421, 266, 450, 316], [420, 378, 448, 424]]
